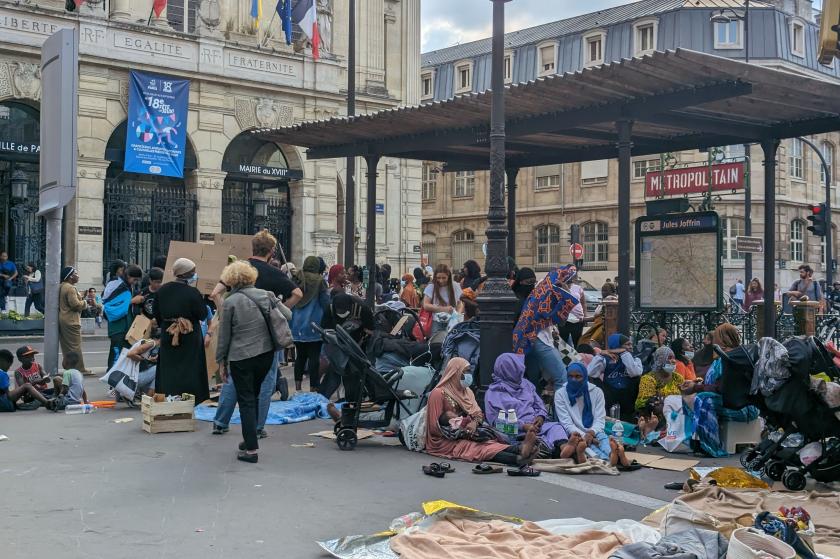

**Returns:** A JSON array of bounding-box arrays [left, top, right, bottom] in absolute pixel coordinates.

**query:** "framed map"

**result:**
[[635, 212, 722, 310]]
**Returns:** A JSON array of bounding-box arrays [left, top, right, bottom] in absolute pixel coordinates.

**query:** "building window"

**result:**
[[536, 225, 561, 267], [422, 163, 436, 201], [455, 62, 472, 93], [581, 159, 609, 185], [582, 221, 609, 268], [633, 158, 660, 180], [452, 230, 475, 267], [583, 32, 605, 66], [714, 20, 742, 49], [724, 144, 746, 159], [538, 44, 556, 76], [421, 72, 433, 99], [791, 220, 805, 262], [723, 217, 745, 262], [167, 0, 197, 33], [504, 52, 513, 83], [534, 164, 562, 190], [454, 170, 476, 198], [422, 235, 437, 267], [791, 21, 805, 57], [821, 141, 834, 185], [790, 138, 804, 180], [634, 20, 657, 55]]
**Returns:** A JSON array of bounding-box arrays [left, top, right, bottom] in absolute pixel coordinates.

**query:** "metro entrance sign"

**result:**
[[645, 162, 745, 198], [569, 243, 584, 260]]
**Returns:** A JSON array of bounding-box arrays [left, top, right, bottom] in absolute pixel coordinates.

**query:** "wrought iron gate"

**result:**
[[222, 178, 292, 257], [103, 180, 197, 273], [0, 163, 46, 271]]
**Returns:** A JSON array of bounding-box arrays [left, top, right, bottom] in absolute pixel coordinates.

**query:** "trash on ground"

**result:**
[[112, 417, 134, 424], [0, 435, 8, 442], [291, 442, 316, 448]]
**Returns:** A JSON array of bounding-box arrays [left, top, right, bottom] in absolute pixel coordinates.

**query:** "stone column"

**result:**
[[791, 300, 820, 337], [187, 169, 225, 240], [110, 0, 133, 21], [71, 158, 110, 289]]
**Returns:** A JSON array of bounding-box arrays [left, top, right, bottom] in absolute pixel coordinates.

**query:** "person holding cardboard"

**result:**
[[152, 258, 209, 404]]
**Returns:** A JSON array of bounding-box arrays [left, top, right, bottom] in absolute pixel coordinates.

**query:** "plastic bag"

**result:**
[[99, 344, 141, 400], [688, 466, 769, 489], [399, 408, 427, 452], [659, 395, 691, 453], [798, 441, 823, 466]]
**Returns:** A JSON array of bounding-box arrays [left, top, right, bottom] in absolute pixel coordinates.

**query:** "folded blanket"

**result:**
[[532, 458, 619, 476]]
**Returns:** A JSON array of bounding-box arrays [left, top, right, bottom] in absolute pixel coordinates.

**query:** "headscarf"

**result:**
[[435, 357, 482, 418], [607, 333, 629, 350], [652, 346, 675, 373], [711, 323, 740, 351], [327, 264, 345, 288], [565, 362, 593, 428], [485, 353, 547, 425], [297, 256, 326, 307], [512, 267, 537, 302], [61, 266, 76, 282], [400, 273, 420, 308], [512, 265, 579, 353]]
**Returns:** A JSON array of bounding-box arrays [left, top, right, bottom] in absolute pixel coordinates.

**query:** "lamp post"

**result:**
[[343, 0, 357, 267]]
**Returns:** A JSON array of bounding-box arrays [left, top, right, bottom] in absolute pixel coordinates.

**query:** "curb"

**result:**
[[0, 334, 110, 342]]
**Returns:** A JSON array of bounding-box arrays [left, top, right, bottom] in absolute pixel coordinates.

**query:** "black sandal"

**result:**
[[473, 463, 503, 474], [432, 462, 455, 473], [507, 465, 540, 477], [237, 451, 258, 463], [617, 460, 642, 472], [422, 464, 446, 478]]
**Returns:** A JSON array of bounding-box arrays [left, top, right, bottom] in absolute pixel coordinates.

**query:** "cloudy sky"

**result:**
[[420, 0, 826, 53]]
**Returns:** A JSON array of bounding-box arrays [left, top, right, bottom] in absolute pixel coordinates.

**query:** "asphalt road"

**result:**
[[0, 354, 752, 559], [0, 336, 112, 373]]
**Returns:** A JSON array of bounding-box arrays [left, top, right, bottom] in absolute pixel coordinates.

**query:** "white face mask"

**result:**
[[684, 351, 695, 360], [461, 373, 473, 388], [662, 363, 676, 374], [187, 273, 198, 286]]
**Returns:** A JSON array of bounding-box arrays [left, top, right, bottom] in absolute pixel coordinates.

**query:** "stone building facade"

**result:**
[[419, 0, 840, 290], [0, 0, 422, 288]]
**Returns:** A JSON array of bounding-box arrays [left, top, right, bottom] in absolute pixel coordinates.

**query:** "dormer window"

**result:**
[[791, 20, 805, 57], [421, 71, 434, 99], [583, 31, 606, 67], [504, 52, 513, 83], [634, 19, 658, 56], [538, 43, 556, 76], [455, 61, 473, 94]]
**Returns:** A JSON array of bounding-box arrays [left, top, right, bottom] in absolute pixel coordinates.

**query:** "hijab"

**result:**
[[435, 357, 482, 417], [485, 353, 546, 425], [400, 273, 420, 308], [607, 333, 628, 350], [653, 346, 675, 373], [512, 267, 537, 302], [297, 256, 326, 307], [711, 323, 740, 351], [565, 362, 593, 428]]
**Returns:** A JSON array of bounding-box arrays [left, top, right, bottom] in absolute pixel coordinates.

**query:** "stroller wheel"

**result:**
[[740, 449, 758, 469], [782, 469, 807, 491], [333, 421, 342, 435], [336, 429, 358, 451], [765, 460, 786, 482]]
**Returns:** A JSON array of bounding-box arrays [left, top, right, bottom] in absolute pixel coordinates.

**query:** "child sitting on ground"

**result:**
[[53, 351, 88, 411], [14, 346, 54, 401], [0, 349, 53, 412]]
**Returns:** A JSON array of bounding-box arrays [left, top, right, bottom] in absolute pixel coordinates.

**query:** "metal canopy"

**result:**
[[254, 49, 840, 170]]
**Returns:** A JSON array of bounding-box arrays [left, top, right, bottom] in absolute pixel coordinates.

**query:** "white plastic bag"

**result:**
[[99, 343, 141, 400], [447, 311, 463, 331], [400, 408, 428, 452], [659, 395, 690, 453]]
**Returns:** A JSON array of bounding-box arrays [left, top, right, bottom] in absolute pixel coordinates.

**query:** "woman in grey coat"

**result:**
[[216, 260, 279, 463]]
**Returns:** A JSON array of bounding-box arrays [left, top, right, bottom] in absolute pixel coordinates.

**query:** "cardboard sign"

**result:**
[[125, 314, 153, 345], [163, 236, 253, 294]]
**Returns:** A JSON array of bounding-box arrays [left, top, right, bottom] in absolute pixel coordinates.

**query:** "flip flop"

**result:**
[[472, 463, 503, 474], [507, 465, 541, 477], [618, 460, 642, 472], [431, 462, 455, 473], [422, 464, 446, 478]]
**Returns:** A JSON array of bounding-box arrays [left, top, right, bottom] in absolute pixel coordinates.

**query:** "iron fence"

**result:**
[[631, 308, 757, 348]]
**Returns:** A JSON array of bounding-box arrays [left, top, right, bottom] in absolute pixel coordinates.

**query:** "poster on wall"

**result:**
[[124, 70, 190, 178]]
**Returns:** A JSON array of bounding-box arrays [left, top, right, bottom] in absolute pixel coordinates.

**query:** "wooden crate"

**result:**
[[141, 394, 196, 434]]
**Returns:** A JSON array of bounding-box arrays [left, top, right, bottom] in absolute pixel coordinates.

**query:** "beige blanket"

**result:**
[[390, 518, 627, 559], [532, 458, 620, 476]]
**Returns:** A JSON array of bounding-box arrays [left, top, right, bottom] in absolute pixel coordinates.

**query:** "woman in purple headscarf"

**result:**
[[485, 353, 568, 458]]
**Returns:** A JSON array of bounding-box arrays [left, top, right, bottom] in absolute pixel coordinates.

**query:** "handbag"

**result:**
[[238, 290, 294, 349], [414, 309, 433, 341]]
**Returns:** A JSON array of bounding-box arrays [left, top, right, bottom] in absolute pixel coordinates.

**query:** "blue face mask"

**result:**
[[187, 273, 198, 286], [400, 280, 406, 288], [461, 373, 473, 388]]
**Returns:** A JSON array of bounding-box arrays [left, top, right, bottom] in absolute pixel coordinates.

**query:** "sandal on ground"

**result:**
[[431, 462, 455, 473], [617, 460, 642, 472], [507, 465, 541, 477], [664, 481, 685, 490], [473, 463, 503, 474], [422, 464, 446, 478], [237, 451, 258, 463]]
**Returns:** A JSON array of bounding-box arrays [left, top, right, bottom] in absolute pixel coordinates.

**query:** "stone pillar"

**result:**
[[791, 300, 820, 337], [109, 0, 132, 20], [187, 169, 225, 240], [604, 300, 620, 342], [71, 158, 110, 289]]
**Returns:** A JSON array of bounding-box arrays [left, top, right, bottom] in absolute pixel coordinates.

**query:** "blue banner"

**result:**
[[124, 70, 190, 178]]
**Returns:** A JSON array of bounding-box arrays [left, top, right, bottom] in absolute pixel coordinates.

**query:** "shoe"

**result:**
[[422, 464, 446, 478], [257, 429, 268, 439], [212, 425, 229, 435], [237, 451, 258, 463]]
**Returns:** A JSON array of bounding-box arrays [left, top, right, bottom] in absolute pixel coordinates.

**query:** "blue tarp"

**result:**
[[194, 392, 333, 425]]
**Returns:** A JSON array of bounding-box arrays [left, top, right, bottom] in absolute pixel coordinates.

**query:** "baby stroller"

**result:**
[[316, 323, 421, 450], [718, 338, 840, 490]]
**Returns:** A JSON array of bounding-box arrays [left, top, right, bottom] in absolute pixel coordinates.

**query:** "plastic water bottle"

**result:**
[[65, 404, 95, 415], [495, 410, 508, 433], [609, 403, 621, 421], [613, 420, 624, 441], [507, 408, 518, 436]]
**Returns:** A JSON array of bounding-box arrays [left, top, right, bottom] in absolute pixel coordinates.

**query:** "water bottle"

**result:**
[[495, 410, 507, 433], [65, 404, 95, 415], [507, 408, 518, 436], [609, 403, 620, 421], [362, 266, 370, 290], [613, 420, 624, 441]]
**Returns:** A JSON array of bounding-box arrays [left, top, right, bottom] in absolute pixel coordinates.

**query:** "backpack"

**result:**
[[103, 283, 131, 322], [729, 284, 737, 296]]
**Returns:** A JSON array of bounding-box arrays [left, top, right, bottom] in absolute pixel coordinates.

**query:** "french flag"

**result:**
[[292, 0, 319, 60]]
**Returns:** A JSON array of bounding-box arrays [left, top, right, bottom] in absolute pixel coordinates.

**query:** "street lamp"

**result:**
[[709, 1, 751, 63], [10, 169, 28, 202]]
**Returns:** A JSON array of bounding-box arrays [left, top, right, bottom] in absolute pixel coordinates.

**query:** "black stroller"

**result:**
[[316, 323, 420, 450], [717, 338, 840, 490]]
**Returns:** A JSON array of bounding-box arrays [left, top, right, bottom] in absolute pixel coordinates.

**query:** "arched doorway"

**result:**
[[103, 121, 198, 273], [0, 100, 45, 277], [221, 133, 300, 258]]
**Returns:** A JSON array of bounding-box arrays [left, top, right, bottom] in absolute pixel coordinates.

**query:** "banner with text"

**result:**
[[124, 70, 190, 178], [645, 162, 745, 198]]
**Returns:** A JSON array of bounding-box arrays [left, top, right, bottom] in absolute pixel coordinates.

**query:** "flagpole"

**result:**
[[261, 10, 278, 47]]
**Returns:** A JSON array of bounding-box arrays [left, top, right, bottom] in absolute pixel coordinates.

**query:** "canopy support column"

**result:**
[[506, 167, 519, 262], [364, 154, 380, 307], [616, 119, 634, 336], [762, 139, 779, 339]]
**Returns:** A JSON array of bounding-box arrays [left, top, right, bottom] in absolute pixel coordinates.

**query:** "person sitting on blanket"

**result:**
[[635, 346, 685, 439], [586, 333, 643, 422], [484, 353, 568, 458], [0, 349, 54, 412], [425, 357, 540, 472], [554, 363, 632, 467]]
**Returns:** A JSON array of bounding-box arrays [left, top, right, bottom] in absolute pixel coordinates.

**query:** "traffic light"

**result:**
[[568, 224, 580, 245], [819, 0, 840, 66], [807, 203, 828, 237], [65, 0, 76, 11]]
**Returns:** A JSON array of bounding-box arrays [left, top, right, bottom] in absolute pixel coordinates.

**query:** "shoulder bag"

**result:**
[[238, 290, 294, 349]]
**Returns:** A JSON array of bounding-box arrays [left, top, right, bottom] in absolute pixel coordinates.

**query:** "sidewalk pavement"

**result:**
[[0, 333, 110, 342]]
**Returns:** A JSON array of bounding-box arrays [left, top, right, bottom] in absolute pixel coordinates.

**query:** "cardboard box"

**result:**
[[163, 237, 252, 295], [125, 314, 153, 345]]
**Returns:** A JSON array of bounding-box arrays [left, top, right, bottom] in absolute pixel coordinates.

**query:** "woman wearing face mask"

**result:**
[[424, 357, 540, 472], [635, 346, 685, 438], [670, 338, 697, 381], [152, 257, 209, 404]]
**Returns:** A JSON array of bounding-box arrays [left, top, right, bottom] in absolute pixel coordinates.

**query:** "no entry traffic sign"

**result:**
[[569, 243, 584, 260]]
